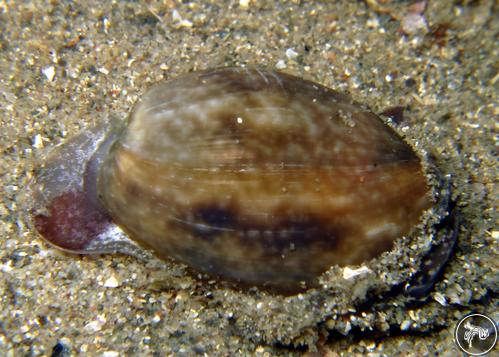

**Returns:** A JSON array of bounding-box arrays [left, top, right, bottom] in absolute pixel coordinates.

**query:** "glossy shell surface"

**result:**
[[33, 68, 432, 291]]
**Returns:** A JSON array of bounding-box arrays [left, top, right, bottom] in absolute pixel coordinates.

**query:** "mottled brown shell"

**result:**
[[94, 68, 431, 290]]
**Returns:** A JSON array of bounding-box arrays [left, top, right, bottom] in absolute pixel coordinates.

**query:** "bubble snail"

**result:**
[[30, 67, 458, 295]]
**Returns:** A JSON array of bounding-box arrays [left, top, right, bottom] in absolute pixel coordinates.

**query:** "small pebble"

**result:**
[[401, 13, 427, 34], [285, 48, 298, 60], [98, 67, 109, 75], [275, 60, 287, 69], [172, 10, 193, 28], [103, 275, 120, 288], [400, 320, 412, 331], [100, 352, 119, 357], [42, 66, 56, 82], [343, 266, 372, 280], [366, 18, 379, 29], [84, 317, 105, 332], [433, 292, 447, 306], [239, 0, 250, 9], [33, 134, 44, 149]]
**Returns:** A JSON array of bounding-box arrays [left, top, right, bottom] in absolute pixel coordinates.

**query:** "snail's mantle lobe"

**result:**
[[31, 68, 432, 291]]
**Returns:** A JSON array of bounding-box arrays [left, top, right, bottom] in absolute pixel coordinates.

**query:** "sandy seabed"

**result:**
[[0, 1, 497, 356]]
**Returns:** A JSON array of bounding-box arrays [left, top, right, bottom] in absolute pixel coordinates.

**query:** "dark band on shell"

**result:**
[[31, 67, 440, 292]]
